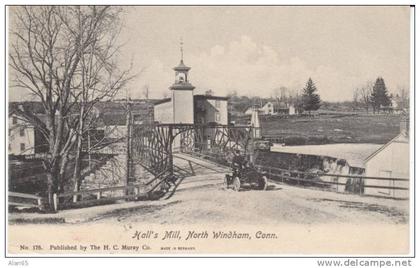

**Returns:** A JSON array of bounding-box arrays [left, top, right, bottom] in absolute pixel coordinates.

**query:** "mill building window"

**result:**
[[215, 112, 220, 122]]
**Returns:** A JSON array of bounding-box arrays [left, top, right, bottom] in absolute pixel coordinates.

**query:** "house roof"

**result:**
[[9, 102, 46, 114], [9, 100, 154, 115], [170, 82, 195, 90], [194, 95, 229, 101], [272, 101, 289, 109], [271, 143, 382, 168], [93, 101, 154, 114], [173, 60, 191, 71], [96, 101, 154, 126], [364, 132, 409, 163], [154, 98, 172, 105], [10, 101, 153, 127]]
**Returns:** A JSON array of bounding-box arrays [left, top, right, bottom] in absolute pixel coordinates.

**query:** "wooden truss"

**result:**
[[131, 124, 256, 177]]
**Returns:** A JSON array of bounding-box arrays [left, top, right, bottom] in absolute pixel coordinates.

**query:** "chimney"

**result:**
[[400, 117, 409, 136]]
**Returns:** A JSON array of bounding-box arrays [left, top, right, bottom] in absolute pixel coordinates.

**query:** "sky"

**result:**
[[9, 6, 411, 102]]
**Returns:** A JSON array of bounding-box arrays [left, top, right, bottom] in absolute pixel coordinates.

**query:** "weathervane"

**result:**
[[180, 37, 184, 61]]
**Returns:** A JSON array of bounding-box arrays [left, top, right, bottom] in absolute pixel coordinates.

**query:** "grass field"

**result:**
[[260, 113, 402, 145]]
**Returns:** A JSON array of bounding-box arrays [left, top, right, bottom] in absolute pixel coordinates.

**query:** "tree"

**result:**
[[142, 84, 149, 99], [398, 86, 409, 111], [370, 77, 391, 113], [352, 88, 360, 111], [293, 95, 305, 115], [272, 86, 288, 102], [9, 6, 131, 209], [358, 81, 374, 113], [302, 78, 321, 114]]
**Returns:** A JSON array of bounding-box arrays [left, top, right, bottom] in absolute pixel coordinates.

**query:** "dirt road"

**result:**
[[9, 155, 409, 226], [8, 156, 410, 255], [89, 172, 408, 225]]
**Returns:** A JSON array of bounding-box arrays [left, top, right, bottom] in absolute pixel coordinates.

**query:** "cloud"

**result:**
[[188, 35, 332, 99], [133, 35, 407, 101]]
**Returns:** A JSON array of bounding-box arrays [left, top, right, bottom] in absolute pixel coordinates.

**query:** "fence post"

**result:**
[[393, 179, 395, 198], [336, 177, 339, 192], [359, 177, 363, 196], [134, 186, 139, 200], [168, 125, 174, 177], [53, 193, 58, 212], [37, 197, 42, 209], [188, 160, 195, 176]]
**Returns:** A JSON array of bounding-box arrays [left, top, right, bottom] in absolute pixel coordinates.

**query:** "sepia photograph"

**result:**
[[5, 4, 414, 258]]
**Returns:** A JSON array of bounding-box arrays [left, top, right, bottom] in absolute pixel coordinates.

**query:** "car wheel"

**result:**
[[232, 177, 241, 192], [258, 175, 268, 190], [224, 175, 230, 188]]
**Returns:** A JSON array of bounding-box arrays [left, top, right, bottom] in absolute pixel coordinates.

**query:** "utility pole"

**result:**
[[249, 107, 261, 164], [88, 129, 91, 170], [168, 125, 174, 177], [126, 100, 132, 195]]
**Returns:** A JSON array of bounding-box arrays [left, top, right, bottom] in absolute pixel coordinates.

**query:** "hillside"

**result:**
[[259, 114, 402, 145]]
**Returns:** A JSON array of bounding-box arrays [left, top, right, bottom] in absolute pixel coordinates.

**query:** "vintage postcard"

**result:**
[[6, 5, 414, 257]]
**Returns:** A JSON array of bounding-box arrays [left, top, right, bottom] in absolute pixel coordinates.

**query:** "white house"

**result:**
[[245, 101, 295, 116], [261, 102, 275, 115], [194, 95, 228, 125], [364, 118, 410, 198], [9, 113, 36, 155], [8, 103, 49, 156]]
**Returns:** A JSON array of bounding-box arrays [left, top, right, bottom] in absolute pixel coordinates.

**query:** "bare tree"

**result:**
[[358, 81, 374, 113], [352, 88, 360, 111], [142, 84, 149, 99], [271, 86, 288, 102], [9, 6, 131, 209], [398, 86, 409, 111]]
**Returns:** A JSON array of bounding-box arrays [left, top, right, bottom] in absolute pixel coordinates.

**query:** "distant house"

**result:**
[[194, 95, 229, 125], [378, 95, 408, 114], [8, 103, 48, 156], [364, 118, 410, 198], [94, 101, 154, 139], [8, 101, 154, 155], [244, 101, 295, 116], [273, 101, 294, 115], [261, 102, 275, 115]]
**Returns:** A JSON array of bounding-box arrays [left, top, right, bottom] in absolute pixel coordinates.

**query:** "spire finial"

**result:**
[[180, 37, 184, 62]]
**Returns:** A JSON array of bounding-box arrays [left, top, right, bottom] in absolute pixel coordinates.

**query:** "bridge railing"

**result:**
[[53, 167, 172, 211], [8, 192, 44, 210], [255, 164, 409, 199]]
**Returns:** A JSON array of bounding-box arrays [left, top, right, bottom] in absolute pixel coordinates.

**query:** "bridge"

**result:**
[[8, 122, 409, 212]]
